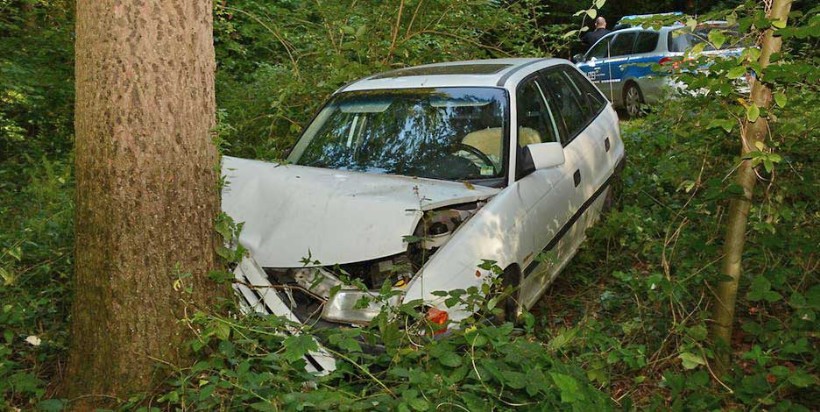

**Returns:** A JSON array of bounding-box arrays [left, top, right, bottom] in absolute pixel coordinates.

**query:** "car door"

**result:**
[[515, 70, 601, 309], [510, 75, 572, 307], [515, 67, 612, 308], [576, 35, 615, 99], [604, 31, 638, 105], [626, 30, 661, 76]]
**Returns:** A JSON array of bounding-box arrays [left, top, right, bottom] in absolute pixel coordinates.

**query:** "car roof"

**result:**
[[617, 12, 684, 23], [339, 58, 567, 92], [611, 24, 683, 34]]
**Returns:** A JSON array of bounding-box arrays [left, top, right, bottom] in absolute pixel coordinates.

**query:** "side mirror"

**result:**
[[528, 142, 565, 170], [517, 142, 565, 179], [572, 53, 584, 63]]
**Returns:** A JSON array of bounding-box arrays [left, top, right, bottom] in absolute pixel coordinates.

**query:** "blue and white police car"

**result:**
[[574, 23, 744, 117]]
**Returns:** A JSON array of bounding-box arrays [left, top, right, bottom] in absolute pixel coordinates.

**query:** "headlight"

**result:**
[[322, 289, 401, 324]]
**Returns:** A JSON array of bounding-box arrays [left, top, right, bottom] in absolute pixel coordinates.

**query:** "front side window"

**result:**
[[587, 36, 613, 59], [290, 88, 508, 181], [516, 78, 560, 146], [610, 32, 637, 56]]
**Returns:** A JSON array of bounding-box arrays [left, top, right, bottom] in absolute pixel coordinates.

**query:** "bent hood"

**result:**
[[221, 156, 499, 267]]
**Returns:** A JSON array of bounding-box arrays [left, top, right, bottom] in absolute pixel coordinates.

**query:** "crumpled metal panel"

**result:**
[[221, 156, 498, 268]]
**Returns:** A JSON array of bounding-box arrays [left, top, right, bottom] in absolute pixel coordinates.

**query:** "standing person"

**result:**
[[582, 16, 611, 49]]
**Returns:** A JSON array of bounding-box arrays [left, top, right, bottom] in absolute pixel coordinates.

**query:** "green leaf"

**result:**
[[501, 371, 527, 389], [771, 19, 787, 29], [763, 290, 783, 302], [763, 159, 774, 173], [212, 321, 231, 341], [408, 398, 429, 411], [727, 66, 747, 79], [774, 91, 787, 108], [550, 372, 585, 403], [707, 119, 735, 133], [548, 327, 578, 351], [748, 276, 773, 302], [37, 399, 66, 412], [438, 351, 462, 368], [678, 352, 706, 369], [708, 30, 726, 49], [586, 9, 597, 19], [769, 366, 790, 377], [746, 104, 760, 122], [526, 368, 549, 395], [466, 331, 488, 347], [686, 324, 708, 341], [0, 267, 15, 286], [689, 42, 707, 55], [250, 401, 279, 411], [595, 0, 607, 8], [283, 334, 318, 362], [563, 29, 580, 39], [787, 370, 816, 388], [686, 18, 698, 32]]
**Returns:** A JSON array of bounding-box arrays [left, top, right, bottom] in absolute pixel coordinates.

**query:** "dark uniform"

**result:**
[[582, 28, 611, 49]]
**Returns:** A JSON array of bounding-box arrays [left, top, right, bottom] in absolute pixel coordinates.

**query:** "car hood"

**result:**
[[221, 156, 500, 267]]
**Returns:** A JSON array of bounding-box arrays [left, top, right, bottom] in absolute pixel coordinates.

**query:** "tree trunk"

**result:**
[[65, 0, 225, 407], [709, 0, 792, 377]]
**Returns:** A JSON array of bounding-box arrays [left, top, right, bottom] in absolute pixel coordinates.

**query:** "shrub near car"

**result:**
[[223, 59, 624, 336], [574, 23, 745, 117]]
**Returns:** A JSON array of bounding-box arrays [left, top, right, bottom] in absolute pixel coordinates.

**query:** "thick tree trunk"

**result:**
[[710, 0, 792, 377], [65, 0, 224, 407]]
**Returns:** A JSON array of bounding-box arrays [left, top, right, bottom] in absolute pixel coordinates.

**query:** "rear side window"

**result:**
[[610, 32, 637, 56], [668, 31, 700, 52], [669, 27, 745, 52], [634, 31, 659, 54]]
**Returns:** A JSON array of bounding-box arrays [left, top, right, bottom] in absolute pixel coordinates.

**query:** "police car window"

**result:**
[[634, 31, 659, 54], [610, 32, 637, 56], [587, 37, 612, 59], [516, 78, 560, 145]]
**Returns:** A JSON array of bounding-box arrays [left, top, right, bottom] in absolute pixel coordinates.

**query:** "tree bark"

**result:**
[[65, 0, 225, 407], [710, 0, 792, 377]]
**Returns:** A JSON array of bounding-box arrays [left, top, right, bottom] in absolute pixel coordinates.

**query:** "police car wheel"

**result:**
[[624, 83, 643, 118]]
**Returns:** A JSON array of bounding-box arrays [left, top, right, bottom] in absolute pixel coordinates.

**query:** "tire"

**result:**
[[602, 173, 623, 215], [623, 82, 644, 118], [494, 266, 521, 324]]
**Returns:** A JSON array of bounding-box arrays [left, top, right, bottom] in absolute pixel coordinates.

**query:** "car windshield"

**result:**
[[289, 87, 508, 181]]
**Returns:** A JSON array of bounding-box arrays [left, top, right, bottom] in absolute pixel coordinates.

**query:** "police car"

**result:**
[[574, 22, 744, 117]]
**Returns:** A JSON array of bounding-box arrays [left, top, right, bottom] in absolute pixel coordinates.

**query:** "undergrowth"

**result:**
[[2, 96, 817, 410]]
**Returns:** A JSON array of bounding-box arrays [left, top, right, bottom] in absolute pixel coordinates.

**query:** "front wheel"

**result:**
[[492, 266, 521, 324], [623, 83, 644, 118]]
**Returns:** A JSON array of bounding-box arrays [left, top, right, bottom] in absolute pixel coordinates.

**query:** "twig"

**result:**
[[384, 0, 405, 64], [224, 6, 301, 79]]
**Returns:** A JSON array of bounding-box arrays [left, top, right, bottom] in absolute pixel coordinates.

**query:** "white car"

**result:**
[[223, 58, 624, 339]]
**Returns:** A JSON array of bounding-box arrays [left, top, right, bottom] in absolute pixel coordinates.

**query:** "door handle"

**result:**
[[573, 169, 581, 187], [604, 136, 611, 152]]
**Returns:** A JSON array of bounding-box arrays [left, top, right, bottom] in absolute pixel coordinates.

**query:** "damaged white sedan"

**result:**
[[223, 58, 624, 339]]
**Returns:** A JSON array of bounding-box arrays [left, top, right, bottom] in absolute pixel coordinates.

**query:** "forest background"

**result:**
[[1, 0, 817, 410]]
